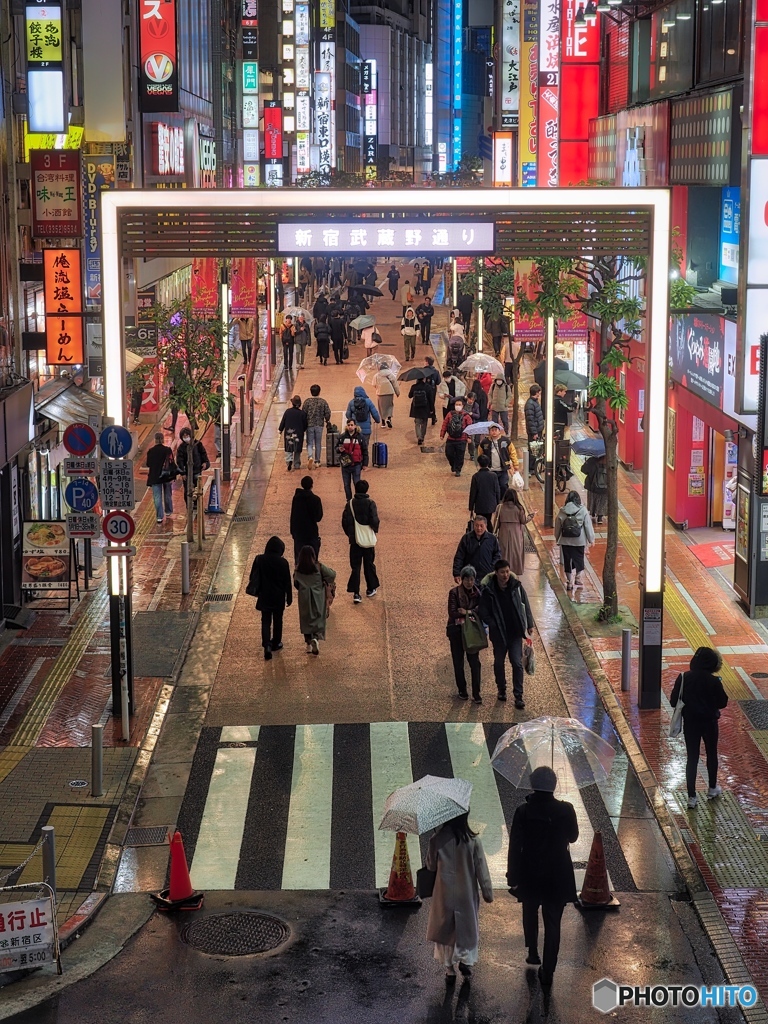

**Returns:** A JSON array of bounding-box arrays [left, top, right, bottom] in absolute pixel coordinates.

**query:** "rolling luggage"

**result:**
[[372, 441, 388, 468], [326, 431, 340, 467]]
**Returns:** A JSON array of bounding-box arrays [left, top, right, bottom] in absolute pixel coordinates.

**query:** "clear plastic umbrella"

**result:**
[[491, 717, 616, 791], [379, 775, 473, 835], [459, 354, 505, 377], [282, 306, 314, 324], [356, 354, 402, 383], [464, 420, 499, 437], [349, 314, 376, 330]]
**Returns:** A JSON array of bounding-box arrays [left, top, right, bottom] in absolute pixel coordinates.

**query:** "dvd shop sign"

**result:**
[[153, 122, 185, 177]]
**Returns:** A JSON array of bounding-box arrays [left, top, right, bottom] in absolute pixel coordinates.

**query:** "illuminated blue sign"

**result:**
[[452, 0, 463, 168]]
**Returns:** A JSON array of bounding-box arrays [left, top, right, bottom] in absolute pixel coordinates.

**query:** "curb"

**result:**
[[527, 513, 766, 1022]]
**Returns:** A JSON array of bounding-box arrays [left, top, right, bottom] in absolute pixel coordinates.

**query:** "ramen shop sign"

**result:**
[[153, 122, 185, 176]]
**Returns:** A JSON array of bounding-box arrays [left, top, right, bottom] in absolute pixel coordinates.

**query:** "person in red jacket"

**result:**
[[440, 398, 475, 477], [336, 419, 368, 499]]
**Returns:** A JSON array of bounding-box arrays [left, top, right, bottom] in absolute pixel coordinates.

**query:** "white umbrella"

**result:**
[[464, 420, 498, 437], [459, 354, 505, 377], [282, 306, 314, 324], [379, 775, 473, 835], [491, 717, 616, 791]]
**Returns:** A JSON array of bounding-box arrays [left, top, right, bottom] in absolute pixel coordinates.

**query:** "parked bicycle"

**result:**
[[530, 436, 572, 492]]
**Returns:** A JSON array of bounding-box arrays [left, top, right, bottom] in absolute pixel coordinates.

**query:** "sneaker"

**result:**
[[307, 457, 315, 471], [271, 641, 284, 652], [457, 691, 469, 701], [156, 518, 163, 524], [574, 573, 585, 589], [264, 645, 272, 661], [515, 698, 526, 709], [497, 692, 507, 702], [687, 795, 698, 809], [366, 588, 378, 597], [565, 572, 573, 590], [472, 696, 483, 705], [526, 949, 541, 966], [353, 593, 362, 604], [707, 785, 722, 799], [310, 637, 320, 656]]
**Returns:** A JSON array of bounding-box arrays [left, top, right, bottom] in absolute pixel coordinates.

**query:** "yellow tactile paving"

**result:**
[[17, 806, 110, 889], [0, 747, 30, 786]]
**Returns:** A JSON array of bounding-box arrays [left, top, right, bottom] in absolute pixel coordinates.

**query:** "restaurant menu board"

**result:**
[[21, 521, 70, 590]]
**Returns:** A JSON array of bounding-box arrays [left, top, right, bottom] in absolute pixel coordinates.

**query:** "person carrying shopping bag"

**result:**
[[670, 647, 728, 809], [446, 567, 485, 703]]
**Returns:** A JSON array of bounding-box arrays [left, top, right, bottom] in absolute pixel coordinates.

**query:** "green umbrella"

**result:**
[[554, 369, 589, 390]]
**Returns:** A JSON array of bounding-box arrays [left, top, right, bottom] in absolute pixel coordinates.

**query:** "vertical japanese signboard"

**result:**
[[264, 101, 284, 186], [501, 0, 520, 128], [30, 151, 83, 238], [44, 248, 84, 365], [452, 0, 463, 169], [26, 2, 65, 133], [363, 60, 378, 181], [519, 0, 538, 185], [242, 58, 260, 186], [537, 0, 560, 186], [494, 132, 513, 185], [315, 72, 332, 175], [138, 0, 179, 113], [242, 0, 258, 60], [82, 152, 116, 306], [559, 0, 600, 184]]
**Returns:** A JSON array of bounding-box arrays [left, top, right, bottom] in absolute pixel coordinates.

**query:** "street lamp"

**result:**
[[221, 267, 231, 482], [544, 317, 555, 528]]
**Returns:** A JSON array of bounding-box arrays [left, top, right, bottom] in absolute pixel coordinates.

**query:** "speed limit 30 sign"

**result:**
[[102, 510, 136, 544]]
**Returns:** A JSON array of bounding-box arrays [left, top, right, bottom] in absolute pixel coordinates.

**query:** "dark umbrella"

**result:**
[[554, 369, 589, 390], [398, 367, 428, 381], [353, 259, 371, 273], [349, 285, 384, 297], [572, 437, 606, 457]]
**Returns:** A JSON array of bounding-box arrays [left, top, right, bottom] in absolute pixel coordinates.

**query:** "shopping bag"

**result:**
[[462, 610, 488, 653], [523, 640, 535, 675], [511, 471, 525, 491], [669, 673, 686, 737]]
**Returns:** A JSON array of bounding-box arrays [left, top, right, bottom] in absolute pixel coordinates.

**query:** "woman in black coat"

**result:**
[[507, 765, 578, 987], [670, 646, 728, 809], [278, 396, 308, 470], [314, 314, 332, 365], [247, 536, 293, 660]]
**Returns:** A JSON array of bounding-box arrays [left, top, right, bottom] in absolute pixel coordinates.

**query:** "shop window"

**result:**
[[649, 0, 694, 98], [697, 0, 743, 85]]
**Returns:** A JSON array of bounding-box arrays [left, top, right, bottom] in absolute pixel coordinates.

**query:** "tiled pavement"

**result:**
[[0, 336, 277, 930], [515, 362, 768, 1005]]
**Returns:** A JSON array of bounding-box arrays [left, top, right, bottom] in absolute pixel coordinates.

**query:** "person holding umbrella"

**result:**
[[426, 811, 494, 981], [374, 369, 400, 428], [506, 765, 579, 988], [582, 453, 608, 524]]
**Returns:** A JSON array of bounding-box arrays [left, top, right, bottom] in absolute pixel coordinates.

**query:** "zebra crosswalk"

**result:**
[[174, 722, 624, 892]]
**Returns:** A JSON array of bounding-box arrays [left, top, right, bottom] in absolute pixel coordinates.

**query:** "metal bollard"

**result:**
[[181, 541, 190, 595], [91, 723, 103, 797], [235, 425, 242, 458], [522, 450, 530, 490], [239, 385, 245, 435], [261, 362, 267, 392], [249, 396, 254, 433], [42, 826, 56, 896], [621, 628, 632, 692]]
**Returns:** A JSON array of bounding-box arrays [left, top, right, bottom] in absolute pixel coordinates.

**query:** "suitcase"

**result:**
[[372, 441, 388, 468], [326, 431, 340, 467]]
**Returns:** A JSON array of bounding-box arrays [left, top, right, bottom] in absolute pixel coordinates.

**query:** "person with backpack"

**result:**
[[337, 418, 368, 499], [313, 313, 332, 366], [278, 395, 308, 471], [401, 306, 418, 361], [302, 384, 331, 470], [247, 536, 293, 661], [582, 454, 608, 524], [345, 386, 380, 441], [409, 378, 431, 445], [386, 264, 400, 301], [553, 490, 594, 591], [341, 478, 380, 603], [423, 356, 441, 424], [479, 423, 519, 497], [445, 334, 466, 372], [440, 398, 474, 477], [399, 279, 413, 316], [329, 309, 347, 365]]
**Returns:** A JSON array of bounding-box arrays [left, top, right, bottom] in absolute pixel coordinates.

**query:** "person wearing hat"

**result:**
[[479, 424, 519, 497], [506, 765, 579, 988]]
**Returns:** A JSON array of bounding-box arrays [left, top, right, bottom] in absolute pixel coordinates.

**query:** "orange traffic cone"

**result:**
[[150, 830, 205, 910], [379, 832, 420, 905], [577, 831, 620, 910]]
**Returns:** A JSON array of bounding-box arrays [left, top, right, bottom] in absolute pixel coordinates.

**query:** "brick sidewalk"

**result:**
[[514, 358, 768, 1000], [0, 337, 277, 929]]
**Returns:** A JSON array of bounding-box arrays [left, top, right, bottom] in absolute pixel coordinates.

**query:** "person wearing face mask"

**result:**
[[176, 428, 210, 505], [447, 565, 484, 703], [479, 559, 535, 708], [440, 398, 474, 477]]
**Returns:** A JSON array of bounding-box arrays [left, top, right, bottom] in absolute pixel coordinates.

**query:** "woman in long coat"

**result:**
[[293, 545, 336, 656], [426, 812, 493, 981], [493, 488, 532, 577]]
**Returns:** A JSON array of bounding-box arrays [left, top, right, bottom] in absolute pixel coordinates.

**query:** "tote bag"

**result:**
[[349, 500, 377, 549], [669, 673, 685, 737], [462, 609, 488, 653]]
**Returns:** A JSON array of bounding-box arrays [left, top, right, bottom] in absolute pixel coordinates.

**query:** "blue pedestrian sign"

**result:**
[[99, 425, 133, 459], [65, 479, 99, 512]]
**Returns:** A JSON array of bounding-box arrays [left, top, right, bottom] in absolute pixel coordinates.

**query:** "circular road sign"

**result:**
[[99, 424, 133, 459], [102, 510, 136, 544], [64, 479, 99, 512], [63, 422, 97, 456]]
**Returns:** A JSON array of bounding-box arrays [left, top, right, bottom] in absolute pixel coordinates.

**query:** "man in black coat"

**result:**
[[145, 431, 175, 524], [507, 765, 578, 988], [247, 536, 293, 660], [278, 396, 308, 470], [479, 559, 534, 706], [457, 291, 474, 330], [468, 456, 501, 524], [289, 476, 323, 563], [341, 479, 380, 602], [452, 517, 502, 582], [524, 385, 545, 442], [533, 356, 568, 416]]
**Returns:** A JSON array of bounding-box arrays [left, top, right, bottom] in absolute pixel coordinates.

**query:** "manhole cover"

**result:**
[[182, 912, 290, 956], [125, 826, 169, 847], [68, 779, 88, 789]]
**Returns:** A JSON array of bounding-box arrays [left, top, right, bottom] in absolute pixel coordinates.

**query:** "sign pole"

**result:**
[[221, 265, 231, 482], [544, 317, 555, 528]]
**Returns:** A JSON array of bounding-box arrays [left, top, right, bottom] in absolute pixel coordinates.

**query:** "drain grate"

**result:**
[[233, 514, 256, 523], [524, 529, 537, 554], [205, 593, 234, 603], [182, 912, 290, 956], [124, 826, 169, 847], [68, 779, 88, 789]]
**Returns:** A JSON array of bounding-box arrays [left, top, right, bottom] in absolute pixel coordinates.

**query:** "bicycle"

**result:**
[[530, 437, 571, 492]]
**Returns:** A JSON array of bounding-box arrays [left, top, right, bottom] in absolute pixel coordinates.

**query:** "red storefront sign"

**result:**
[[230, 258, 258, 316], [44, 248, 84, 366], [191, 258, 220, 317], [536, 0, 560, 187], [264, 104, 283, 160], [31, 151, 83, 238], [138, 0, 178, 114], [559, 0, 600, 185]]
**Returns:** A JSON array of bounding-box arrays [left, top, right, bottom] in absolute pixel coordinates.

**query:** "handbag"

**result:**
[[511, 471, 525, 491], [462, 609, 489, 653], [416, 866, 436, 898], [349, 499, 377, 548], [523, 640, 535, 675], [372, 330, 383, 345], [669, 673, 685, 737], [159, 451, 179, 482]]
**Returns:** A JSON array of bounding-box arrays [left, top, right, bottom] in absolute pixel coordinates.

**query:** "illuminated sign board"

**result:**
[[152, 122, 185, 175], [44, 249, 84, 365], [502, 0, 520, 116], [277, 222, 496, 254], [30, 150, 83, 237], [138, 0, 179, 113]]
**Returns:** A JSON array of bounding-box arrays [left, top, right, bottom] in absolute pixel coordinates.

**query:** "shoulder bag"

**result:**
[[416, 866, 436, 898], [159, 450, 179, 482], [348, 500, 377, 548], [669, 673, 686, 737], [462, 609, 489, 653]]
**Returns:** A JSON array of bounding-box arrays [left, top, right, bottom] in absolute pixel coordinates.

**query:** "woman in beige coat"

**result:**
[[426, 812, 493, 981], [493, 488, 534, 577]]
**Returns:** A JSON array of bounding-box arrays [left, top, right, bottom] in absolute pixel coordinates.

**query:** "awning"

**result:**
[[34, 379, 103, 427], [125, 350, 144, 372]]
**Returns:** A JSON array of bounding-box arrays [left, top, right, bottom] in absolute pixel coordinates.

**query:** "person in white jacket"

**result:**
[[374, 370, 400, 428], [553, 490, 595, 590], [436, 372, 467, 420]]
